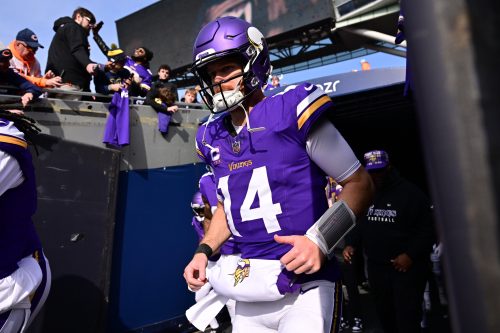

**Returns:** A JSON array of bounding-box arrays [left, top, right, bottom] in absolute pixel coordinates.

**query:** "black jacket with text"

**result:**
[[346, 169, 435, 265]]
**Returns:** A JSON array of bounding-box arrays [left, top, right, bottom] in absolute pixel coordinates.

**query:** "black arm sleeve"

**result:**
[[93, 32, 110, 59]]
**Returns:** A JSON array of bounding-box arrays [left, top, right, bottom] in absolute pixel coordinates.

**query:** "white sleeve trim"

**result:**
[[0, 151, 24, 197], [306, 119, 361, 182]]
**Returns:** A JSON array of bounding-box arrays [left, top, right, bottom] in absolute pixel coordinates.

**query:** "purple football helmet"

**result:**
[[191, 16, 272, 113], [191, 191, 205, 217]]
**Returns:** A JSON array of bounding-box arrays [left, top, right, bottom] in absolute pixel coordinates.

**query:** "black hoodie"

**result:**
[[346, 169, 435, 264], [46, 16, 94, 91]]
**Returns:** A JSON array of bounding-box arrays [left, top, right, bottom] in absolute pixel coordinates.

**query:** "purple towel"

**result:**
[[103, 89, 130, 146], [158, 111, 171, 134]]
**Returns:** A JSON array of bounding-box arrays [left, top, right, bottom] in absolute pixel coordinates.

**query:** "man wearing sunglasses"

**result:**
[[46, 7, 100, 96], [8, 28, 62, 89]]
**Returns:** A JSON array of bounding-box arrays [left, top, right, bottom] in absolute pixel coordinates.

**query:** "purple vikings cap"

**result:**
[[364, 150, 390, 170]]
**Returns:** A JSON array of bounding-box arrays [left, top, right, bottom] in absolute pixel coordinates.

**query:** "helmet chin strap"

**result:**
[[240, 104, 265, 133], [202, 76, 265, 154]]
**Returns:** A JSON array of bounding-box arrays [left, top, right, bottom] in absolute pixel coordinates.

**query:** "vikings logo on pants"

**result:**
[[232, 259, 250, 286]]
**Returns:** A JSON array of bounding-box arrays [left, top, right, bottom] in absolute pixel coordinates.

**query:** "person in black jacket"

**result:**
[[343, 150, 435, 333], [46, 7, 100, 95]]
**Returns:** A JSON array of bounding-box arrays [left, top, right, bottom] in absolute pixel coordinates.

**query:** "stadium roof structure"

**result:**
[[117, 0, 405, 88], [169, 1, 405, 87]]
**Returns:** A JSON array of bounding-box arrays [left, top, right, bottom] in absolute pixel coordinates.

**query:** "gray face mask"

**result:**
[[211, 78, 244, 113]]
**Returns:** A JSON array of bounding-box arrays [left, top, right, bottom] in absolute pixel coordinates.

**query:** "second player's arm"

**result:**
[[200, 201, 232, 253], [183, 201, 231, 290]]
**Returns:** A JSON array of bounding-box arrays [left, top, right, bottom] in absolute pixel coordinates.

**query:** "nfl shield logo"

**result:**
[[232, 140, 240, 154]]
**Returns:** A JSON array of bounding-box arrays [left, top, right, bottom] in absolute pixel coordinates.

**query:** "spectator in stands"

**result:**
[[0, 48, 42, 108], [152, 64, 178, 101], [123, 47, 154, 98], [0, 110, 51, 333], [180, 88, 202, 109], [145, 83, 178, 134], [94, 48, 132, 95], [8, 28, 62, 89], [46, 7, 100, 95], [264, 74, 281, 91], [344, 150, 435, 333], [90, 25, 153, 98]]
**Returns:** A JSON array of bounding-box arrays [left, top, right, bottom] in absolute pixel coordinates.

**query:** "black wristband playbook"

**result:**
[[195, 243, 213, 258]]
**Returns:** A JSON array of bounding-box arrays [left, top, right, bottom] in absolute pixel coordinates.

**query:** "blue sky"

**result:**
[[0, 0, 405, 88]]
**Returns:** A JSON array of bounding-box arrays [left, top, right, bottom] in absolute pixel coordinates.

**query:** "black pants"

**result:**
[[367, 260, 429, 333], [339, 255, 362, 321]]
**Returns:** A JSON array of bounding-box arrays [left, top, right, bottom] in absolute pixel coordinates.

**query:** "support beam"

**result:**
[[404, 0, 500, 332], [342, 27, 407, 48], [363, 43, 407, 57]]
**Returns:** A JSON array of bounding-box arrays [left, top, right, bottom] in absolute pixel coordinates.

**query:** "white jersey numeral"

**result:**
[[218, 175, 242, 237], [218, 166, 282, 236]]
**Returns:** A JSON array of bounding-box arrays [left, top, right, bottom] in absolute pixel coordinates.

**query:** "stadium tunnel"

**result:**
[[331, 84, 427, 192], [271, 67, 429, 194]]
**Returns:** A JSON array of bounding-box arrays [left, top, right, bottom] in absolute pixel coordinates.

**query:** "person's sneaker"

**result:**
[[339, 317, 350, 331], [352, 317, 363, 332]]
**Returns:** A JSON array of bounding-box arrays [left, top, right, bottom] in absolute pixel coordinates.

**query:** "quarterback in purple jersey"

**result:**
[[183, 17, 373, 332]]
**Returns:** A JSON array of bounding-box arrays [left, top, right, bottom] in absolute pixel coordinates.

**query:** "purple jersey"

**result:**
[[124, 57, 153, 90], [199, 172, 218, 207], [192, 216, 205, 242], [0, 118, 41, 278], [195, 83, 336, 259]]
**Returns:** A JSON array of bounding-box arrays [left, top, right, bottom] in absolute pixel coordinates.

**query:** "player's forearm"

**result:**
[[338, 167, 374, 217], [200, 204, 231, 252]]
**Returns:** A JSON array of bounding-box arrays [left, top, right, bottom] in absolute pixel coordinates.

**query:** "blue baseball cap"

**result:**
[[16, 28, 44, 49], [364, 150, 390, 171]]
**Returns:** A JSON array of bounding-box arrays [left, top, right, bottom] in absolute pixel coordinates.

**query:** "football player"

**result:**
[[0, 111, 51, 333], [183, 16, 373, 332]]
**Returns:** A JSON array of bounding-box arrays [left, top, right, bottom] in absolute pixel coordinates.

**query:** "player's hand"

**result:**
[[391, 253, 413, 272], [275, 234, 325, 274], [183, 253, 209, 291], [343, 245, 355, 264], [21, 93, 33, 107]]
